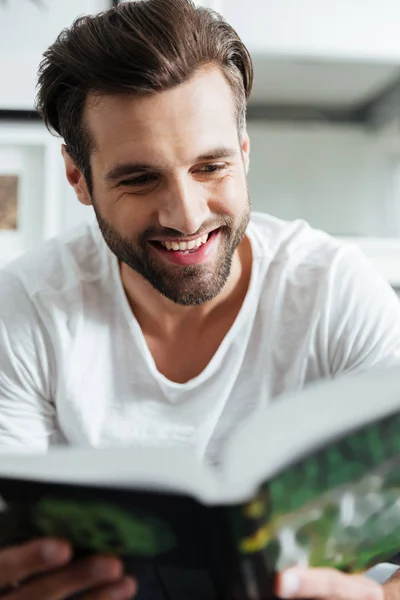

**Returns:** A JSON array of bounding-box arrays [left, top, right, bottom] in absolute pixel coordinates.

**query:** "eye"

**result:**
[[191, 163, 228, 182], [119, 174, 158, 186], [197, 164, 226, 174]]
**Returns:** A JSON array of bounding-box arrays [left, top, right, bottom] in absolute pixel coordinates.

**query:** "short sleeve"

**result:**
[[319, 245, 400, 376], [0, 271, 57, 452]]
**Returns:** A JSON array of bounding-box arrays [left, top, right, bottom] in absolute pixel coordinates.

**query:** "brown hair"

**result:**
[[35, 0, 253, 188]]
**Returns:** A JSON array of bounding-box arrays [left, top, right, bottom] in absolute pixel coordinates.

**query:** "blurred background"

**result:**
[[1, 0, 400, 288]]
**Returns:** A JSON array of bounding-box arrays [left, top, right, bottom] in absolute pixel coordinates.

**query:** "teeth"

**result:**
[[160, 233, 210, 251]]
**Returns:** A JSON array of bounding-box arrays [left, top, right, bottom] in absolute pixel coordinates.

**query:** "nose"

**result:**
[[157, 175, 209, 235]]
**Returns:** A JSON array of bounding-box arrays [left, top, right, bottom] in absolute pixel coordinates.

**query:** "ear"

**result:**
[[241, 127, 250, 174], [61, 145, 92, 206]]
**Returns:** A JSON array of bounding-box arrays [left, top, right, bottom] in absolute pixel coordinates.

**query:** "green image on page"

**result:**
[[31, 498, 177, 557]]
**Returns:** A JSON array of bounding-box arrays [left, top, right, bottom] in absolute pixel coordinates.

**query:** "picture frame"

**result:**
[[0, 122, 66, 266]]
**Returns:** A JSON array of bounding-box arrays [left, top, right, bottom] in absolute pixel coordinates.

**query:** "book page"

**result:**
[[222, 365, 400, 497], [0, 445, 227, 503]]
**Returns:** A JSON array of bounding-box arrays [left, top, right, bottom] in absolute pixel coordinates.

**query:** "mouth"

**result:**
[[150, 229, 215, 252], [148, 228, 220, 266]]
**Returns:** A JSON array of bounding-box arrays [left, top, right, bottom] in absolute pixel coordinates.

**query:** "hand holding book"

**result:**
[[0, 538, 136, 599], [275, 566, 385, 600]]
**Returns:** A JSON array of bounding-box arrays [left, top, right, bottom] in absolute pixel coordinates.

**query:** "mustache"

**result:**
[[140, 220, 232, 241]]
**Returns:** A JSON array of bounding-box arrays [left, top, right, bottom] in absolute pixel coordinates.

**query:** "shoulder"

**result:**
[[0, 218, 115, 351], [249, 212, 344, 266], [248, 212, 360, 290], [0, 218, 111, 312], [248, 212, 392, 318], [248, 214, 400, 376]]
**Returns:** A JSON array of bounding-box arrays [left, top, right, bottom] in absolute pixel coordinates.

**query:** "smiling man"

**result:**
[[1, 0, 400, 599]]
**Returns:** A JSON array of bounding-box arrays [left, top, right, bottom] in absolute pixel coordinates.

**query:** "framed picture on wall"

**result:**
[[0, 122, 66, 266], [0, 175, 18, 232]]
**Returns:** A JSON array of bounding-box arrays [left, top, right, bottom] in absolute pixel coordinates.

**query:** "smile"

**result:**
[[159, 233, 209, 252], [149, 228, 220, 265]]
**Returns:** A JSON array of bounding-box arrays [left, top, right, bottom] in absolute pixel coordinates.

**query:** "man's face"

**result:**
[[80, 67, 250, 306]]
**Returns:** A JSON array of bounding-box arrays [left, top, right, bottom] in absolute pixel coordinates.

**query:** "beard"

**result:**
[[93, 196, 251, 306]]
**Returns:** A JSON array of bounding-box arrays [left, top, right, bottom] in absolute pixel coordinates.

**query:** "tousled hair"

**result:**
[[35, 0, 253, 186]]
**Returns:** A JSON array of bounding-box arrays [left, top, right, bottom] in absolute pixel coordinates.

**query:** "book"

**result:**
[[0, 367, 400, 600]]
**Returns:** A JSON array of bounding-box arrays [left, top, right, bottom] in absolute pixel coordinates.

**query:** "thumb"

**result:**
[[275, 566, 383, 600]]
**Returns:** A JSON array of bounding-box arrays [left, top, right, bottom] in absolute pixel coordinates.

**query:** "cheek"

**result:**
[[210, 173, 247, 214], [99, 191, 152, 238]]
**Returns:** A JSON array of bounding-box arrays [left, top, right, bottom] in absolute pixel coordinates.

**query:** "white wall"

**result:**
[[246, 122, 400, 238], [222, 0, 400, 61], [0, 0, 111, 110]]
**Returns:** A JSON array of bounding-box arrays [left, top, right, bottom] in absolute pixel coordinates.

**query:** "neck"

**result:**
[[120, 235, 252, 335]]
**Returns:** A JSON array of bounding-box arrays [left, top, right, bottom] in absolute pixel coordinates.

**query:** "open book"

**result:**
[[0, 367, 400, 600]]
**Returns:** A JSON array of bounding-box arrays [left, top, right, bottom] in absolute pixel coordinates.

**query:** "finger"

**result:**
[[383, 577, 400, 600], [275, 567, 384, 600], [7, 555, 123, 600], [81, 576, 137, 600], [0, 538, 72, 588]]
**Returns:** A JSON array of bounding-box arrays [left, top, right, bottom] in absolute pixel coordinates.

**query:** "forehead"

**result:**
[[85, 66, 239, 166]]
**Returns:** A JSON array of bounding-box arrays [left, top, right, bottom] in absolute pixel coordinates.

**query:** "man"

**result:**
[[0, 0, 400, 598]]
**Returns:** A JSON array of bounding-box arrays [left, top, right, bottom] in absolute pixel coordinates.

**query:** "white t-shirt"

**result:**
[[1, 212, 400, 463]]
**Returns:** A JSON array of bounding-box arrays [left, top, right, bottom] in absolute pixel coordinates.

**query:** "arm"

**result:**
[[320, 244, 400, 375], [0, 271, 58, 451]]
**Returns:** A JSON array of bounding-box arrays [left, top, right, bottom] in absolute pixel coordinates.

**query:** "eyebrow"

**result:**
[[103, 146, 238, 182], [196, 147, 238, 161]]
